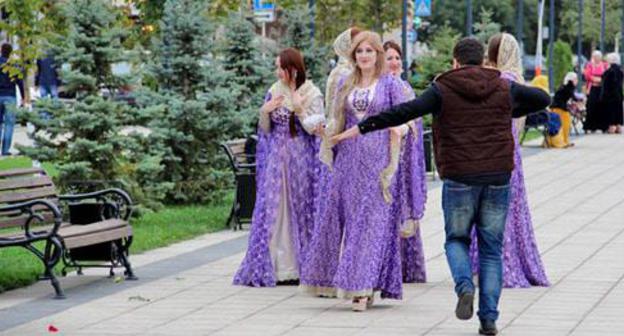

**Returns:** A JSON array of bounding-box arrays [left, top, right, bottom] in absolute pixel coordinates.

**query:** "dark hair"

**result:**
[[278, 48, 306, 137], [487, 33, 503, 66], [278, 48, 306, 89], [453, 37, 485, 66], [1, 44, 12, 58], [383, 40, 402, 57], [351, 26, 362, 39]]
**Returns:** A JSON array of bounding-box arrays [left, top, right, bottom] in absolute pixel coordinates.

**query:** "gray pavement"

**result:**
[[1, 133, 624, 335]]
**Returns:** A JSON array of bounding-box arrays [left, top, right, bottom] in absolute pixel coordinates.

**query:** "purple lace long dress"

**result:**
[[300, 75, 413, 300], [233, 90, 321, 287], [469, 123, 550, 288], [397, 117, 428, 283]]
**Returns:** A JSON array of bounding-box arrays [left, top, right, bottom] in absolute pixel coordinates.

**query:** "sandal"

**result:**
[[352, 296, 369, 312]]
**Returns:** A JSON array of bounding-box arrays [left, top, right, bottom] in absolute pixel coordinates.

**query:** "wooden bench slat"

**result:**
[[63, 226, 131, 249], [0, 176, 54, 192], [0, 211, 57, 229], [58, 219, 128, 238], [0, 168, 45, 178], [0, 222, 70, 240], [0, 187, 58, 204]]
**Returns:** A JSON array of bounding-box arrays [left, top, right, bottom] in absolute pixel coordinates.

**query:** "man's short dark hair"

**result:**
[[453, 37, 485, 66], [1, 44, 12, 58]]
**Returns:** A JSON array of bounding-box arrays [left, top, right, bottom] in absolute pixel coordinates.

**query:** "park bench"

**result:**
[[0, 168, 137, 299], [221, 137, 256, 230]]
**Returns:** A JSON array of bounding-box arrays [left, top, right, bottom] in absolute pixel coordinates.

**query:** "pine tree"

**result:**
[[20, 0, 132, 186], [280, 5, 329, 92], [221, 13, 272, 128], [137, 0, 244, 204], [473, 7, 501, 45]]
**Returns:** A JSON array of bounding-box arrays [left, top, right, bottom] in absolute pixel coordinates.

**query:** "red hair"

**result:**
[[278, 48, 306, 90]]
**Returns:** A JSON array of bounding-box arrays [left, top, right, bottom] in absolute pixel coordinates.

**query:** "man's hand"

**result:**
[[330, 125, 360, 146]]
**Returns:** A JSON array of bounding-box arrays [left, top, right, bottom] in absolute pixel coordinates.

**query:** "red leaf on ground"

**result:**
[[48, 324, 59, 333]]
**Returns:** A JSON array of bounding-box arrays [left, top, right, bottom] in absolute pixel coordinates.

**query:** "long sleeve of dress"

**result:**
[[298, 95, 325, 135], [258, 92, 272, 133]]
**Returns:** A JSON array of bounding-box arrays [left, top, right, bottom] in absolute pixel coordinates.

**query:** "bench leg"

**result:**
[[117, 238, 138, 281], [43, 237, 66, 299]]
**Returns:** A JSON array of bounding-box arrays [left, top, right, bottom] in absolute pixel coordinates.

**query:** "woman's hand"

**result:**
[[261, 95, 285, 115], [313, 123, 325, 137], [330, 125, 360, 146]]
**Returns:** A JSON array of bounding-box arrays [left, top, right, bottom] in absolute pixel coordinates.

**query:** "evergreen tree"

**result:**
[[20, 0, 130, 184], [280, 5, 329, 92], [551, 40, 574, 90], [137, 0, 244, 204], [473, 7, 501, 45], [221, 13, 272, 128]]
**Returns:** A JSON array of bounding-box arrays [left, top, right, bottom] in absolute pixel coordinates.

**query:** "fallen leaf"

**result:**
[[48, 324, 59, 333], [128, 295, 151, 302], [114, 276, 123, 283]]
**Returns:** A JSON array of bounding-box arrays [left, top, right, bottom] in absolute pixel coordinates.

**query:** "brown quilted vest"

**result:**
[[432, 66, 515, 179]]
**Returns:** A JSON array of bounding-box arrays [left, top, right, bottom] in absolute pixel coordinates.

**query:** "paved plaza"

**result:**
[[1, 133, 624, 336]]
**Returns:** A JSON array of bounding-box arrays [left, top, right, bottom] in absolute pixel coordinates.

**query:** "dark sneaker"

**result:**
[[455, 292, 474, 320], [479, 320, 498, 335]]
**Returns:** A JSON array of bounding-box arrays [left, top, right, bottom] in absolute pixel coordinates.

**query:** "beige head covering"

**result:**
[[320, 29, 356, 166], [496, 33, 524, 84], [495, 33, 526, 135], [325, 29, 354, 119]]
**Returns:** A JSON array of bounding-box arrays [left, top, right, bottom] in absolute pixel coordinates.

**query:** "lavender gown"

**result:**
[[469, 118, 550, 288], [233, 92, 319, 287], [300, 75, 417, 299], [396, 81, 427, 284]]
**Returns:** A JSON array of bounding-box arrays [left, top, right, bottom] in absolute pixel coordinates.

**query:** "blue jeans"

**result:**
[[40, 84, 58, 99], [0, 96, 17, 155], [39, 84, 58, 120], [442, 179, 511, 322]]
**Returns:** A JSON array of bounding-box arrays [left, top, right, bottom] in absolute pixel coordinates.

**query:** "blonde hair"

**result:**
[[332, 31, 385, 133]]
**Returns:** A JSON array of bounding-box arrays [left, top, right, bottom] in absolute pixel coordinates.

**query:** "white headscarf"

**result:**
[[497, 33, 524, 84]]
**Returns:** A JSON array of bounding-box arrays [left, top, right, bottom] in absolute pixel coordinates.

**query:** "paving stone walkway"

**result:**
[[1, 133, 624, 336]]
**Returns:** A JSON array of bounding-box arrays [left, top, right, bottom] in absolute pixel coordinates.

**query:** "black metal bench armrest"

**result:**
[[0, 199, 63, 244], [59, 188, 133, 221]]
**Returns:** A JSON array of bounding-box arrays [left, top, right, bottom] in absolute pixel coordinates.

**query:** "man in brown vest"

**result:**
[[331, 37, 550, 335]]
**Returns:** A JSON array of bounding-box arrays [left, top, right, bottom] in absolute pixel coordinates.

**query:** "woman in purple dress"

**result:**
[[233, 48, 324, 287], [300, 31, 415, 311], [469, 33, 550, 288], [384, 40, 427, 283]]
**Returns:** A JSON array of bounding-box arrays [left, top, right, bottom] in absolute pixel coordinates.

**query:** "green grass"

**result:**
[[521, 129, 545, 144], [0, 156, 231, 293]]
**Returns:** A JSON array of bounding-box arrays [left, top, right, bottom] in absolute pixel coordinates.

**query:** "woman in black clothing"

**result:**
[[549, 72, 582, 148], [600, 53, 624, 134]]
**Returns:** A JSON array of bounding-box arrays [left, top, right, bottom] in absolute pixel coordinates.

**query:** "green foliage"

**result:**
[[18, 0, 163, 211], [0, 0, 59, 84], [137, 0, 245, 204], [280, 5, 330, 92], [551, 40, 574, 90], [560, 0, 622, 52], [412, 25, 461, 93], [221, 13, 273, 128], [473, 7, 501, 45]]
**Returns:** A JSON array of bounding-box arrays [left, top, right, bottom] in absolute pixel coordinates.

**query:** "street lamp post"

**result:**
[[516, 0, 524, 50], [621, 0, 624, 65], [309, 0, 315, 39], [600, 0, 605, 53], [402, 0, 408, 78], [548, 0, 554, 91], [466, 0, 473, 36], [577, 0, 583, 91]]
